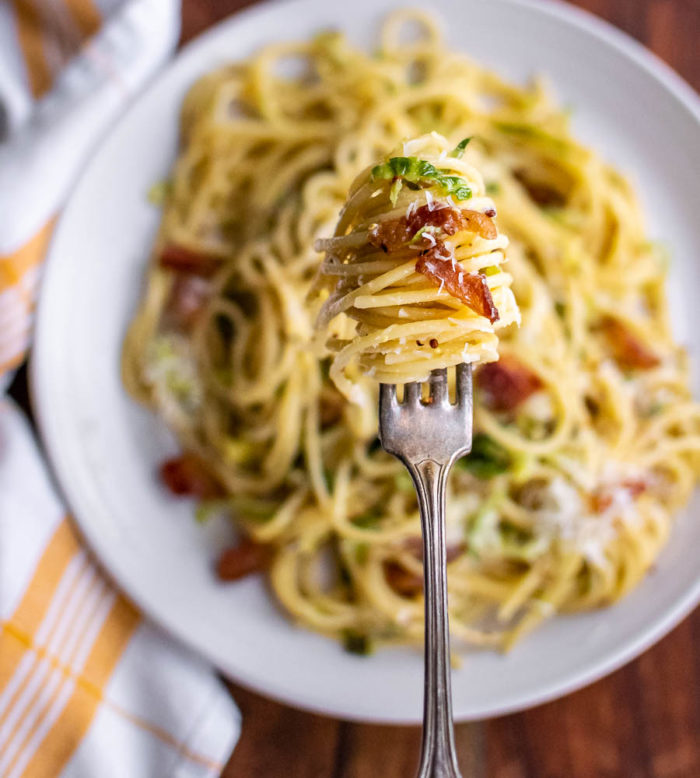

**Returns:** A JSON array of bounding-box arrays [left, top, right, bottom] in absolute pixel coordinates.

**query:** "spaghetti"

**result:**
[[312, 132, 520, 397], [123, 10, 700, 653]]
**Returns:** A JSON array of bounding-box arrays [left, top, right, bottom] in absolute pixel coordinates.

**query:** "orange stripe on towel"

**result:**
[[62, 0, 101, 39], [0, 221, 55, 292], [18, 597, 140, 778]]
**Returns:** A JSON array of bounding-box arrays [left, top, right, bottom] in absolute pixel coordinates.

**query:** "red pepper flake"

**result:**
[[476, 355, 542, 412], [216, 537, 271, 581], [160, 454, 223, 499], [416, 247, 499, 322]]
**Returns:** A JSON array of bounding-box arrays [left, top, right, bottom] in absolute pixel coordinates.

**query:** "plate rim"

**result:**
[[31, 0, 700, 723]]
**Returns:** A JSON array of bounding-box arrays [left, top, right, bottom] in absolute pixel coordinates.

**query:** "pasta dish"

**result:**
[[122, 10, 700, 653], [312, 132, 520, 396]]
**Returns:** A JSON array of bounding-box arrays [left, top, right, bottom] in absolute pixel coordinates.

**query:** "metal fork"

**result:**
[[379, 364, 473, 778]]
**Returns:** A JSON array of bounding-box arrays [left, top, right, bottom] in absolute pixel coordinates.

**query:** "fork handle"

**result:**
[[408, 458, 463, 778]]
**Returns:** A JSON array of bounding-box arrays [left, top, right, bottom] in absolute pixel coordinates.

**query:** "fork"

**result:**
[[379, 364, 473, 778]]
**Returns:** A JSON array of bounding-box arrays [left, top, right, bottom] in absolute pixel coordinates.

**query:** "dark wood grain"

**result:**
[[11, 1, 696, 776], [222, 686, 341, 777]]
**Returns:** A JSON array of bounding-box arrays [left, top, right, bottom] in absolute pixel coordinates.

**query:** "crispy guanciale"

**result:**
[[159, 244, 220, 277], [600, 316, 660, 370], [385, 541, 465, 596], [476, 355, 542, 412], [368, 204, 497, 252], [415, 249, 499, 322], [217, 537, 271, 581], [160, 454, 223, 499], [383, 561, 423, 597]]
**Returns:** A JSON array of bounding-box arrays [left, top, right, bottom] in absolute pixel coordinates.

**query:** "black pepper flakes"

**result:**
[[429, 338, 439, 348]]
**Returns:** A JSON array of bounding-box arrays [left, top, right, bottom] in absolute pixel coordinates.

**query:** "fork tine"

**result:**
[[379, 382, 397, 411], [429, 368, 448, 405], [404, 381, 421, 405], [456, 363, 472, 407]]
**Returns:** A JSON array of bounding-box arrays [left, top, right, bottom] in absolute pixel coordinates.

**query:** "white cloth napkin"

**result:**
[[0, 2, 241, 775]]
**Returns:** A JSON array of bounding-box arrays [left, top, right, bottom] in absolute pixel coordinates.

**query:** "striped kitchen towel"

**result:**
[[0, 2, 241, 776], [0, 400, 241, 777], [0, 0, 178, 379]]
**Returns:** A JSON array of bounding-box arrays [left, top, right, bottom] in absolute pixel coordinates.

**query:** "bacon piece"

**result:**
[[160, 454, 223, 499], [415, 248, 499, 322], [369, 204, 497, 251], [384, 561, 423, 597], [385, 541, 465, 595], [591, 479, 646, 514], [600, 317, 659, 370], [451, 209, 498, 240], [165, 274, 211, 330], [216, 537, 270, 581], [476, 355, 542, 412], [369, 219, 414, 252], [159, 244, 220, 277]]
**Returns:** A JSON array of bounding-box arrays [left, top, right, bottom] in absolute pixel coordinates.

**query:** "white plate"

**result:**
[[32, 0, 700, 723]]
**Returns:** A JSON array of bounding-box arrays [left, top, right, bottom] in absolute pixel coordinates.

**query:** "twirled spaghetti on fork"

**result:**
[[313, 133, 520, 398]]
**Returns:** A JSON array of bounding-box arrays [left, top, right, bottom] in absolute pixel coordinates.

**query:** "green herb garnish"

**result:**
[[147, 179, 172, 206], [499, 522, 549, 561], [351, 509, 383, 529], [342, 629, 373, 655], [323, 467, 336, 492], [229, 496, 278, 522], [389, 177, 403, 206], [456, 434, 511, 479], [354, 543, 369, 565], [195, 501, 219, 524], [449, 137, 472, 158], [493, 122, 570, 153], [371, 156, 473, 201], [194, 496, 277, 524], [408, 224, 439, 245]]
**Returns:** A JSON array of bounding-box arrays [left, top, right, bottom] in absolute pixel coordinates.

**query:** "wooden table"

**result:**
[[13, 1, 699, 775]]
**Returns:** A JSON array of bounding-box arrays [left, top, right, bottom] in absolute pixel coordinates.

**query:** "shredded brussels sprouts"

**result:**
[[370, 156, 473, 201]]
